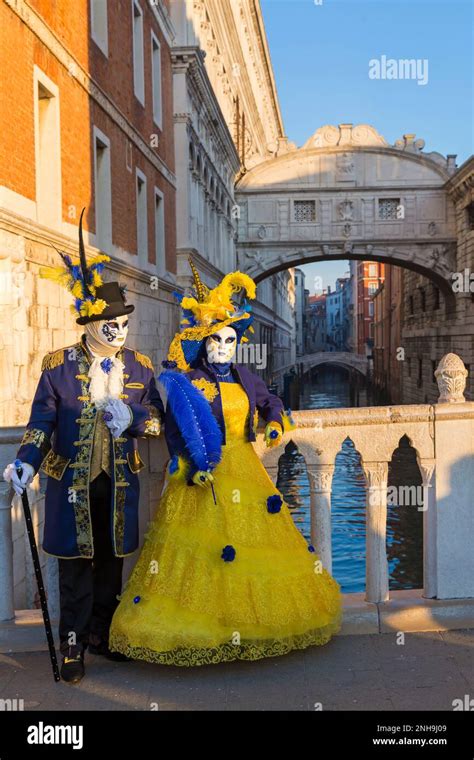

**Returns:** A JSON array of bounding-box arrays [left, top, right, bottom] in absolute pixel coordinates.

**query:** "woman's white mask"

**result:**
[[205, 326, 237, 364]]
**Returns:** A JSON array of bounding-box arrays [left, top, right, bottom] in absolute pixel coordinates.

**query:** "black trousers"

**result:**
[[58, 471, 123, 654]]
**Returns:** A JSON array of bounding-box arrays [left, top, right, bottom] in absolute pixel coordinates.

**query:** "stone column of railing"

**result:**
[[306, 463, 335, 574], [362, 460, 390, 603]]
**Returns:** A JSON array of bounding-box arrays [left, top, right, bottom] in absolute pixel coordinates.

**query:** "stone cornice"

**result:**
[[201, 0, 284, 160], [5, 0, 176, 188], [246, 0, 285, 136], [0, 208, 177, 296], [444, 155, 474, 203], [236, 145, 453, 190], [292, 402, 474, 429]]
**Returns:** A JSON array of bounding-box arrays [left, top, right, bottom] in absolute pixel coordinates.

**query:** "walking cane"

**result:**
[[14, 460, 61, 682]]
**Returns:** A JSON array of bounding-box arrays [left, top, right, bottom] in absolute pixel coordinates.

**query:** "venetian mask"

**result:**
[[85, 314, 129, 354], [205, 326, 237, 364]]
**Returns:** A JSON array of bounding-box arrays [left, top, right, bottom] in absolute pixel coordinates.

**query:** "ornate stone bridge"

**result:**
[[235, 123, 458, 305], [299, 351, 369, 377]]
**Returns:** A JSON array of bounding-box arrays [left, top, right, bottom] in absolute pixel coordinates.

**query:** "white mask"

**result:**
[[206, 326, 237, 364], [85, 314, 129, 357]]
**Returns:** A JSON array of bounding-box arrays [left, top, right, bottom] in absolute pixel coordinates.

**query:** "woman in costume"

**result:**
[[109, 263, 342, 666]]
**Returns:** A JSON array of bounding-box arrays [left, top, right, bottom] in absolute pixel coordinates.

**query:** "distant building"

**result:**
[[305, 293, 327, 353], [372, 266, 403, 403], [354, 261, 385, 356], [326, 277, 351, 351], [294, 268, 306, 355]]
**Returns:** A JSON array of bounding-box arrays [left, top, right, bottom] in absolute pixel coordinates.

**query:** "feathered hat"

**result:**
[[167, 258, 256, 371], [39, 208, 134, 325]]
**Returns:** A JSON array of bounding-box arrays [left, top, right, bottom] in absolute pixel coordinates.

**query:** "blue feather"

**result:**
[[159, 370, 222, 472]]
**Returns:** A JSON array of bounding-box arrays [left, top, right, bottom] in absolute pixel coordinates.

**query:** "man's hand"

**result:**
[[102, 399, 133, 438], [264, 422, 283, 448], [192, 470, 214, 488], [3, 460, 35, 496]]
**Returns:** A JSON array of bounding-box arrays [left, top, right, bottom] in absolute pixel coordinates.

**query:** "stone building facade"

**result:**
[[400, 157, 474, 403]]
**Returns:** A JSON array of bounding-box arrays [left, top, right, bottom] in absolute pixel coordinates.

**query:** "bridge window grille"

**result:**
[[378, 198, 400, 220], [294, 200, 316, 222], [433, 285, 440, 310]]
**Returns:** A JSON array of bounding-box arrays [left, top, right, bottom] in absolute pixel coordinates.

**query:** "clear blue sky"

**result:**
[[260, 0, 474, 294]]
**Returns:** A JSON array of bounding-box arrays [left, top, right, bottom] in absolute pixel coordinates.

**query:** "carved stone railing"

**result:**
[[254, 353, 474, 603]]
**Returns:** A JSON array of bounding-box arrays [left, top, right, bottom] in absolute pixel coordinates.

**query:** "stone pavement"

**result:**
[[0, 628, 472, 711]]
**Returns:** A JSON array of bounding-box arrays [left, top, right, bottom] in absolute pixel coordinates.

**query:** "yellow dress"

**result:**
[[109, 382, 342, 666]]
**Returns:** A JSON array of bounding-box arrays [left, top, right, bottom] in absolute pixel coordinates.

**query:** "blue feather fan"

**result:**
[[158, 370, 222, 473]]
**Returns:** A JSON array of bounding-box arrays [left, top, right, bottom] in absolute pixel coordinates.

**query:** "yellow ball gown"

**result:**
[[109, 382, 342, 666]]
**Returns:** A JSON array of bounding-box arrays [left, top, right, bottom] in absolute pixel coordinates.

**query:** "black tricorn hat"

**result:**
[[76, 282, 134, 325]]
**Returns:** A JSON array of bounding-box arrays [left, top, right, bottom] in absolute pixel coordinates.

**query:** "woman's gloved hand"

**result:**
[[192, 470, 215, 488], [264, 422, 283, 448], [3, 460, 35, 496], [102, 399, 133, 438]]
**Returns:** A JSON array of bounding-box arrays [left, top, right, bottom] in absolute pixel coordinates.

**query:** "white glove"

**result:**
[[102, 398, 133, 438], [3, 461, 35, 496]]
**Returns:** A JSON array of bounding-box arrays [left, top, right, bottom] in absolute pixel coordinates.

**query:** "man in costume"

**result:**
[[3, 209, 164, 683]]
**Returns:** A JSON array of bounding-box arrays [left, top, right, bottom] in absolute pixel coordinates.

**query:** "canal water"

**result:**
[[277, 366, 423, 594]]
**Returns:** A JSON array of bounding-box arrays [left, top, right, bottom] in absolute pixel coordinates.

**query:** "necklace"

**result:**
[[208, 360, 232, 378]]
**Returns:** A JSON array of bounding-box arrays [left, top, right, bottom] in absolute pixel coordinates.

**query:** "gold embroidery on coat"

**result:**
[[41, 450, 71, 480], [21, 428, 51, 459], [41, 349, 65, 372]]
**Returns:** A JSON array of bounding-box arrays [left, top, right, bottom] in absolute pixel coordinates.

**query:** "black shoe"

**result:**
[[88, 640, 131, 662], [60, 649, 85, 684]]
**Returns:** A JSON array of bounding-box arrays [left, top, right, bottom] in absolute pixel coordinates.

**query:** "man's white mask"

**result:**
[[85, 314, 129, 357], [206, 326, 237, 364]]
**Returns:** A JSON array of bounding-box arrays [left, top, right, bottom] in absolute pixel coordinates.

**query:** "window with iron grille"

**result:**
[[378, 198, 400, 220], [294, 200, 316, 223]]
